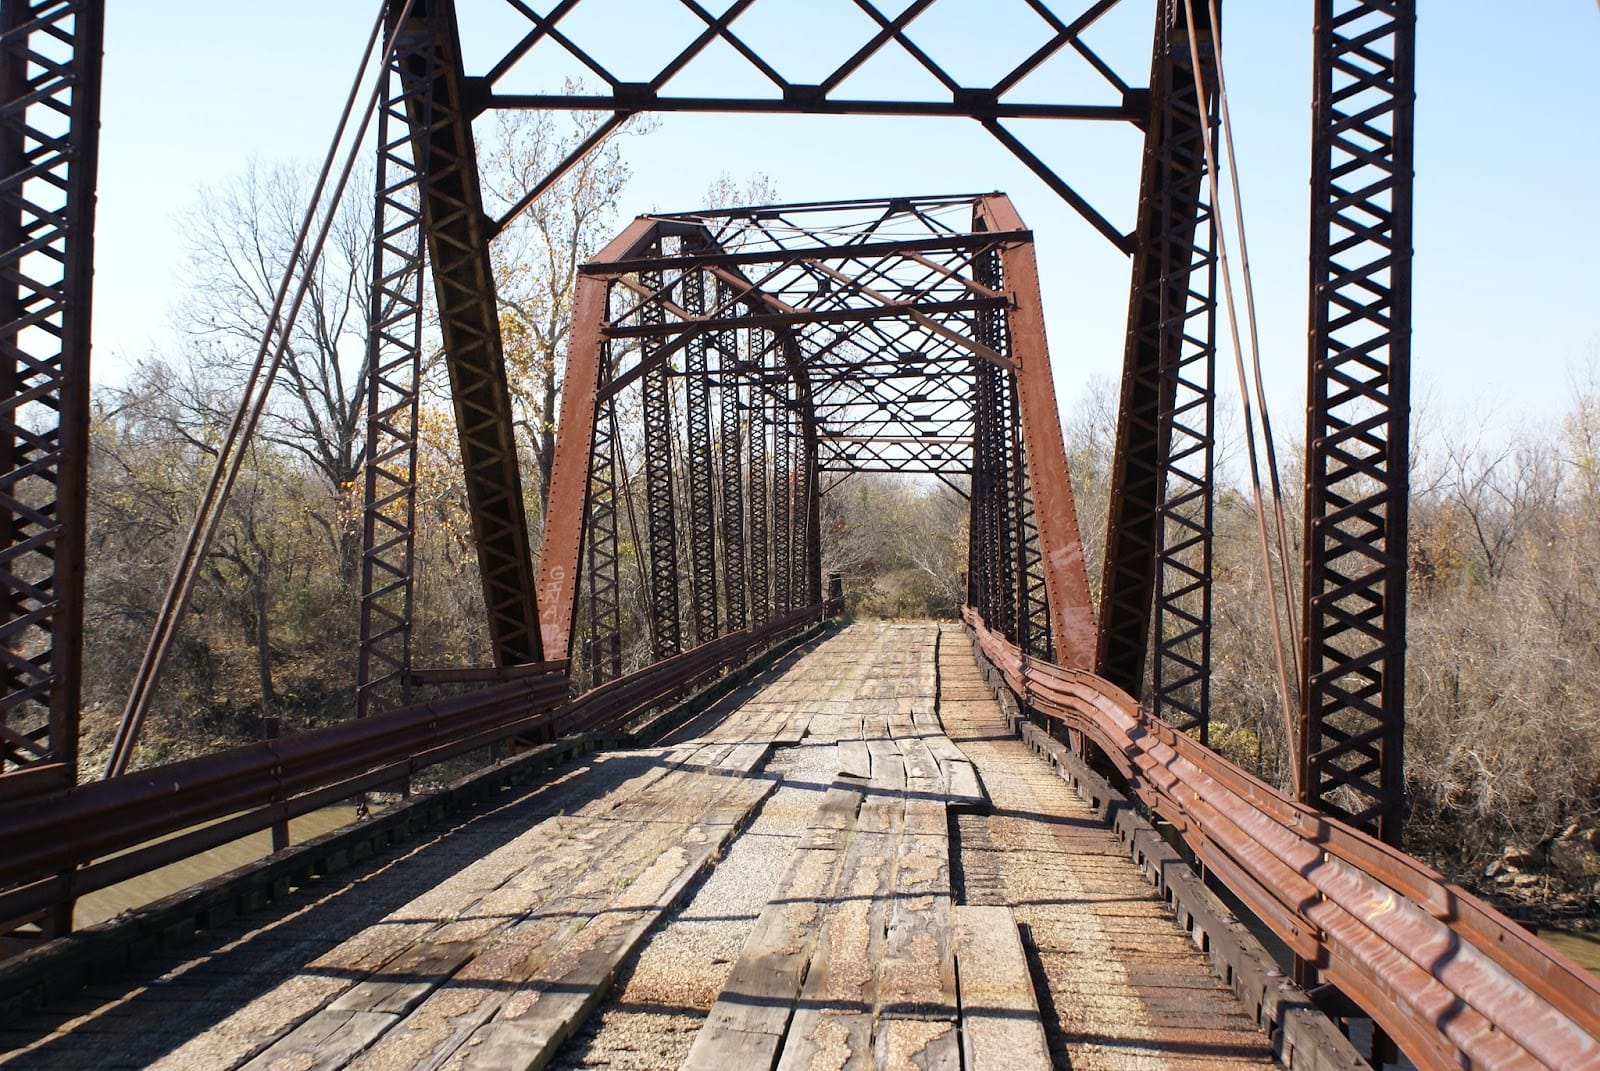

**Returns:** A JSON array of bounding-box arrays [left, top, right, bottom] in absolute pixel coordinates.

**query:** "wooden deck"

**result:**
[[0, 623, 1287, 1071]]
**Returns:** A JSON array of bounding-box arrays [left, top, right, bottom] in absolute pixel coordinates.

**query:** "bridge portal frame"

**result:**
[[0, 0, 1418, 978], [535, 196, 1096, 677]]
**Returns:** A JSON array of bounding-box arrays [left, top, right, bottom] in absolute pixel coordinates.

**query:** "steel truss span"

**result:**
[[6, 3, 1600, 1068], [535, 195, 1095, 679]]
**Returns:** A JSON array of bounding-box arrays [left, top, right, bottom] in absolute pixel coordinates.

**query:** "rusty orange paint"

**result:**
[[976, 194, 1098, 668]]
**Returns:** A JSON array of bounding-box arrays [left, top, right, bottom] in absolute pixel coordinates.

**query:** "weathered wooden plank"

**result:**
[[801, 786, 863, 852], [881, 798, 954, 1037], [343, 767, 773, 1070], [865, 737, 905, 792], [952, 907, 1054, 1070], [895, 735, 941, 786], [325, 940, 477, 1017], [918, 727, 966, 763], [684, 783, 871, 1071], [234, 754, 731, 1068], [680, 1021, 786, 1069], [944, 761, 986, 811], [684, 838, 850, 1069], [774, 1011, 872, 1071], [456, 777, 779, 1069], [900, 797, 947, 840], [873, 1017, 961, 1071], [452, 920, 640, 1070], [776, 794, 903, 1071], [241, 1009, 398, 1071], [774, 711, 813, 745], [687, 741, 738, 770], [838, 739, 872, 781], [718, 740, 774, 773]]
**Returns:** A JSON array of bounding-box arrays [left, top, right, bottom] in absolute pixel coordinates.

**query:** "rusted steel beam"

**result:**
[[1148, 1, 1217, 740], [640, 264, 682, 661], [716, 279, 748, 634], [555, 602, 827, 737], [683, 267, 719, 645], [581, 231, 1030, 278], [748, 338, 771, 626], [967, 248, 1018, 648], [582, 400, 624, 686], [407, 660, 566, 685], [0, 0, 102, 799], [771, 370, 793, 616], [397, 0, 541, 667], [597, 296, 1004, 344], [489, 94, 1134, 122], [975, 195, 1096, 667], [1096, 0, 1216, 703], [0, 671, 570, 924], [1300, 0, 1415, 846], [966, 611, 1600, 1071], [467, 1, 1153, 248], [536, 218, 663, 661], [782, 333, 823, 609]]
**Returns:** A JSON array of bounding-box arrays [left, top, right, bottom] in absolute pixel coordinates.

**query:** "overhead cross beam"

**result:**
[[459, 1, 1152, 252]]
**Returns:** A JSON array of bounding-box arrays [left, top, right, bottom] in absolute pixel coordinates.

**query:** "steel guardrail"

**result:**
[[0, 603, 832, 938], [965, 608, 1600, 1071]]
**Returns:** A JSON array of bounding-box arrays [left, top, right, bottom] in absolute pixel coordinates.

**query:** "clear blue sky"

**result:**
[[94, 1, 1600, 434]]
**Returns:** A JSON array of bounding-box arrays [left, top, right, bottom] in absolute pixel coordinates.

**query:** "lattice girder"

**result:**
[[1301, 0, 1414, 846]]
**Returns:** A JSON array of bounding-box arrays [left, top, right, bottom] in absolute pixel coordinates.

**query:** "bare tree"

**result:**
[[479, 103, 654, 513], [86, 357, 338, 766], [1438, 425, 1564, 581], [180, 159, 372, 569], [821, 474, 966, 617]]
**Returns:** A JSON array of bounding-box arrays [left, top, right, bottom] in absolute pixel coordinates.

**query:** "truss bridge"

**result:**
[[1, 2, 1597, 1070]]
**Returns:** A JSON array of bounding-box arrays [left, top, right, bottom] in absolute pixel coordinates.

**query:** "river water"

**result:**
[[74, 804, 361, 928], [1537, 928, 1600, 977]]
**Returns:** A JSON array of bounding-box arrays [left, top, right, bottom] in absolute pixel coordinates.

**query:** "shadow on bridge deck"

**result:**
[[0, 622, 1338, 1071]]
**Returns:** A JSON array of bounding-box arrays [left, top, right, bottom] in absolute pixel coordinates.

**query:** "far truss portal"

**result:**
[[537, 196, 1096, 681]]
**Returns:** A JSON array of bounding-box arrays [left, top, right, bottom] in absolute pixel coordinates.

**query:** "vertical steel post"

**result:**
[[1150, 4, 1219, 738], [0, 0, 102, 800], [683, 266, 719, 645], [1010, 383, 1054, 662], [747, 330, 770, 626], [640, 267, 680, 661], [781, 333, 821, 608], [970, 248, 1015, 641], [584, 386, 622, 685], [771, 370, 793, 616], [357, 12, 430, 720], [1301, 0, 1414, 845], [716, 283, 747, 633]]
